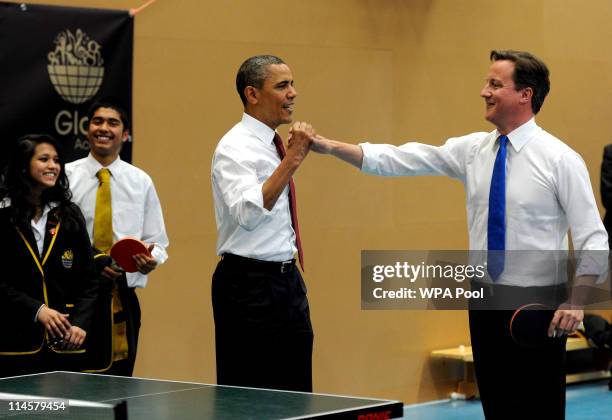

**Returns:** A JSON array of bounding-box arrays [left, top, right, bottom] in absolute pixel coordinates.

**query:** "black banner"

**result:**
[[0, 1, 133, 164]]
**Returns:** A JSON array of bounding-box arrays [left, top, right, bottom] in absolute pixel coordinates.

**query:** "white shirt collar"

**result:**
[[241, 112, 277, 145], [33, 203, 56, 222], [494, 117, 538, 153], [31, 202, 58, 255], [84, 153, 123, 179]]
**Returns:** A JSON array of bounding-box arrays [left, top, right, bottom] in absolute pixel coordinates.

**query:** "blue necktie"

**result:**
[[487, 135, 508, 280]]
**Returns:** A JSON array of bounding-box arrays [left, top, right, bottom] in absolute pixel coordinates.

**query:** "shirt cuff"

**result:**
[[151, 244, 168, 265], [243, 184, 268, 211], [358, 142, 376, 173], [575, 252, 609, 282], [34, 304, 45, 322], [235, 184, 271, 230]]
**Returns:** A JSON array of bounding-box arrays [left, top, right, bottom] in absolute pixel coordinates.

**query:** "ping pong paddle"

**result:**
[[509, 303, 555, 347], [110, 237, 150, 273]]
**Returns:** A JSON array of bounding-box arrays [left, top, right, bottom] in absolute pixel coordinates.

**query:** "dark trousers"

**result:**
[[469, 309, 567, 420], [71, 274, 141, 376], [103, 276, 141, 377], [212, 254, 314, 392]]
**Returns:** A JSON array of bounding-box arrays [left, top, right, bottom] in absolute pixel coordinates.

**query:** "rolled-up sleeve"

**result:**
[[212, 144, 270, 231]]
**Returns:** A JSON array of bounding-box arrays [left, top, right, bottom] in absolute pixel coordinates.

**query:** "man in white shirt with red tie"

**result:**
[[211, 55, 315, 392], [309, 50, 608, 419]]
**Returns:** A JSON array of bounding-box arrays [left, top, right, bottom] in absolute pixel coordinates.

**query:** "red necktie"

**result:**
[[273, 133, 304, 271]]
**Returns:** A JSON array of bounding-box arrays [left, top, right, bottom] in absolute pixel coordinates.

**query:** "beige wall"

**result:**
[[19, 0, 612, 404]]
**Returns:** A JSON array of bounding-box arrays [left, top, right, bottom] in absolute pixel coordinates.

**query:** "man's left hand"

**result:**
[[133, 244, 158, 274], [547, 305, 583, 337]]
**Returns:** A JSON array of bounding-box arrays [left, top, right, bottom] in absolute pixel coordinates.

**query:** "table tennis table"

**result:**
[[0, 371, 403, 419]]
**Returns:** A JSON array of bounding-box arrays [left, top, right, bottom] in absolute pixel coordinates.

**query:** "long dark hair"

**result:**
[[0, 134, 80, 231]]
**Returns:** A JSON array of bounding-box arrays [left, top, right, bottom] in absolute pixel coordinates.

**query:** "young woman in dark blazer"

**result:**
[[0, 134, 97, 376]]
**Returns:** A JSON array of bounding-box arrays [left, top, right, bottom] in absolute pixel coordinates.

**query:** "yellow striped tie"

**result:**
[[94, 168, 113, 253], [94, 168, 129, 362]]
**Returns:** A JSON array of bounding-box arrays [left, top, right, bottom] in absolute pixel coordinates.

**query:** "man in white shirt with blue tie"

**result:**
[[66, 100, 169, 376], [310, 50, 608, 419]]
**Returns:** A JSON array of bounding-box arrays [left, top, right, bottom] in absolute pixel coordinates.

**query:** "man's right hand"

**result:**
[[287, 121, 315, 163], [101, 265, 124, 280], [263, 121, 316, 211], [37, 306, 71, 339]]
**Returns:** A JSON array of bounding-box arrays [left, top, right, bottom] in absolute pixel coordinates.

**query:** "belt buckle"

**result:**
[[280, 260, 292, 273]]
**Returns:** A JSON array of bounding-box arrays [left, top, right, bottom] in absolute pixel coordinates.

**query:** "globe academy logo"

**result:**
[[48, 29, 105, 151], [47, 29, 104, 104], [61, 249, 74, 269]]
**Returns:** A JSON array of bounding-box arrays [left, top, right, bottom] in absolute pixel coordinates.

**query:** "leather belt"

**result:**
[[222, 253, 295, 274]]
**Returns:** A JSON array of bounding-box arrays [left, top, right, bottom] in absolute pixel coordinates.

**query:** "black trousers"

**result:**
[[469, 308, 567, 420], [106, 277, 141, 376], [212, 254, 314, 392]]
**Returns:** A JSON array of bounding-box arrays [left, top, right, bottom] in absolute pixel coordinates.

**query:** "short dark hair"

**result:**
[[236, 55, 285, 105], [87, 98, 130, 131], [490, 50, 550, 114]]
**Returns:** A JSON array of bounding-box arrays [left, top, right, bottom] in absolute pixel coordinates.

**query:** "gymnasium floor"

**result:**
[[401, 380, 611, 420]]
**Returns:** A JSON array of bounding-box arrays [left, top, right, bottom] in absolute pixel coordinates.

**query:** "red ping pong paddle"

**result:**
[[110, 237, 150, 273], [509, 303, 555, 348]]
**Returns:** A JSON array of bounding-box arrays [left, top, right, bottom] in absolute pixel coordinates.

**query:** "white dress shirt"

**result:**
[[31, 203, 57, 256], [66, 154, 169, 288], [31, 203, 57, 322], [361, 118, 608, 285], [212, 113, 297, 261], [2, 200, 58, 257]]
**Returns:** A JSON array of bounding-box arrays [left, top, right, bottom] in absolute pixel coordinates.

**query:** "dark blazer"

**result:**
[[0, 204, 97, 355], [601, 145, 612, 247]]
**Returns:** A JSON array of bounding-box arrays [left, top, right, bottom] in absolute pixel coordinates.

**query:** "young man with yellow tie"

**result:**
[[67, 100, 169, 376]]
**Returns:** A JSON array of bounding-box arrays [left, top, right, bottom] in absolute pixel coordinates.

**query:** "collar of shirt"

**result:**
[[241, 112, 277, 146], [493, 117, 537, 153], [83, 153, 124, 179], [31, 202, 58, 256]]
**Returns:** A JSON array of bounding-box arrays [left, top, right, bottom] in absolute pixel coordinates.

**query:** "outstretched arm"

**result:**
[[310, 134, 364, 169]]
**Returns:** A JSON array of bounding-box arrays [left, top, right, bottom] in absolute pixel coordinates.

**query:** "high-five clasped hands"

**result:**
[[287, 121, 316, 163]]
